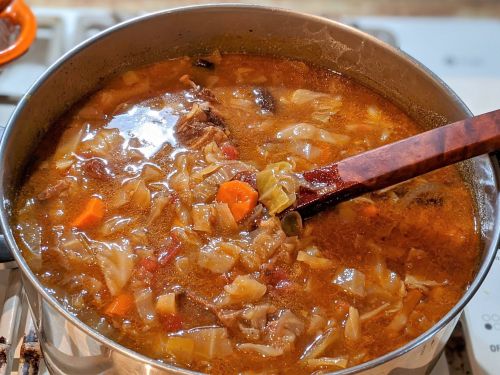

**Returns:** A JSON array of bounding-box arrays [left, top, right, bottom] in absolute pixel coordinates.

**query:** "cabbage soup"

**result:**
[[13, 53, 479, 374]]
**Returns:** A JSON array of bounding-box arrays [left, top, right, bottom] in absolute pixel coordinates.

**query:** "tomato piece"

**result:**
[[264, 267, 288, 286], [139, 258, 159, 273], [221, 143, 239, 160], [157, 235, 182, 266], [161, 314, 183, 332]]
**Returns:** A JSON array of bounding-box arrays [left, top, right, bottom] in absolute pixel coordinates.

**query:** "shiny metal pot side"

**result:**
[[0, 4, 498, 375]]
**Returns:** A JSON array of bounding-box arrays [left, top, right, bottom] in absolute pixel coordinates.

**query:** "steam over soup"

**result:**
[[13, 53, 479, 374]]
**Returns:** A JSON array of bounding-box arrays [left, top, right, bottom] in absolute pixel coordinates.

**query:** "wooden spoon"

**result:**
[[293, 109, 500, 217]]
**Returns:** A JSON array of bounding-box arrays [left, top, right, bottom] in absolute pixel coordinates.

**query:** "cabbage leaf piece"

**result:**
[[95, 240, 135, 296], [256, 162, 297, 215]]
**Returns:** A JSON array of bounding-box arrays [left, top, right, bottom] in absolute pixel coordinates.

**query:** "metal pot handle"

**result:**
[[0, 125, 17, 268]]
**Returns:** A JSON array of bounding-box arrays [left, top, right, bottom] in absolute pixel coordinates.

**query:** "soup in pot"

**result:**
[[13, 53, 479, 374]]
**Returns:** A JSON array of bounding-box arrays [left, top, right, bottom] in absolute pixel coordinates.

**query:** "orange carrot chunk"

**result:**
[[216, 180, 258, 222], [71, 197, 105, 229], [362, 204, 379, 218], [104, 293, 134, 317]]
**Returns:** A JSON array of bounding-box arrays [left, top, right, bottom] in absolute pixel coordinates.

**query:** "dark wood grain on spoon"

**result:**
[[293, 109, 500, 217]]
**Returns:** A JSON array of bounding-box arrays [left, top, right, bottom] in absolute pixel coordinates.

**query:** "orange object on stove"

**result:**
[[0, 0, 36, 66]]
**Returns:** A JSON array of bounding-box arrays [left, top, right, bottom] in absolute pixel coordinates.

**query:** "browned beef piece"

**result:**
[[82, 158, 111, 180], [37, 179, 71, 201], [175, 103, 229, 149], [189, 126, 228, 149], [253, 87, 276, 113], [197, 88, 219, 103]]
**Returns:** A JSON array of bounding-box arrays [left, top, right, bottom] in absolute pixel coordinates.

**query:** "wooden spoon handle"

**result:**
[[296, 109, 500, 217]]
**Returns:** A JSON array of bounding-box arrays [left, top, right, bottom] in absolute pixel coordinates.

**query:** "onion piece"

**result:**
[[404, 275, 445, 292], [214, 202, 238, 233], [237, 343, 284, 357], [302, 356, 349, 369], [95, 240, 135, 296], [198, 241, 240, 274], [344, 306, 361, 342], [169, 154, 192, 204], [192, 204, 214, 233], [276, 123, 350, 146], [291, 89, 328, 104], [218, 275, 266, 306], [300, 327, 340, 360], [156, 293, 177, 315], [332, 268, 367, 297], [386, 289, 423, 333], [297, 247, 334, 270], [100, 216, 134, 236], [53, 126, 85, 170], [134, 287, 156, 322], [360, 302, 391, 322], [186, 327, 233, 359], [147, 194, 172, 225]]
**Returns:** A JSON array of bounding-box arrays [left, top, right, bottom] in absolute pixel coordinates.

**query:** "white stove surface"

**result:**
[[1, 8, 499, 375]]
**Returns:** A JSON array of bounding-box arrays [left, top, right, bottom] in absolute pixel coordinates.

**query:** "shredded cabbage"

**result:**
[[95, 240, 135, 296], [186, 327, 233, 359], [300, 327, 340, 360], [276, 123, 349, 146], [198, 241, 241, 274], [218, 275, 266, 306], [332, 268, 367, 297], [237, 343, 284, 357], [344, 306, 361, 342], [134, 287, 157, 322], [302, 356, 348, 369], [297, 247, 334, 270], [256, 162, 297, 215], [405, 275, 445, 292], [291, 89, 328, 104]]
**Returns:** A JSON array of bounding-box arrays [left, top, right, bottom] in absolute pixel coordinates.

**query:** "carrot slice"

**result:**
[[104, 293, 134, 317], [216, 180, 258, 222], [361, 204, 379, 218], [71, 197, 105, 229]]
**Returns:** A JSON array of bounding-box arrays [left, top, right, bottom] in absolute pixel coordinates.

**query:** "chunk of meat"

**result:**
[[267, 309, 305, 350], [236, 309, 304, 357], [179, 74, 218, 103], [204, 106, 226, 128], [175, 103, 229, 149], [242, 304, 277, 330], [37, 179, 71, 201], [218, 303, 277, 338], [198, 88, 219, 103], [253, 87, 276, 113], [82, 158, 111, 180], [189, 126, 228, 150]]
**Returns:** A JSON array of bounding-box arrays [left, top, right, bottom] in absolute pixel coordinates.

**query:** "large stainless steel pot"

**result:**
[[0, 5, 498, 375]]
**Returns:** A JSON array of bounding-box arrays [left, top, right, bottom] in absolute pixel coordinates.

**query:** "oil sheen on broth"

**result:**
[[13, 53, 479, 374]]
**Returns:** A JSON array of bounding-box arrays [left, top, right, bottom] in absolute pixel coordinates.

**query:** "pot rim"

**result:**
[[1, 4, 498, 374]]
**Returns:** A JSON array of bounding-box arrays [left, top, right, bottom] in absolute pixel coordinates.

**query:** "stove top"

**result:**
[[1, 7, 498, 375]]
